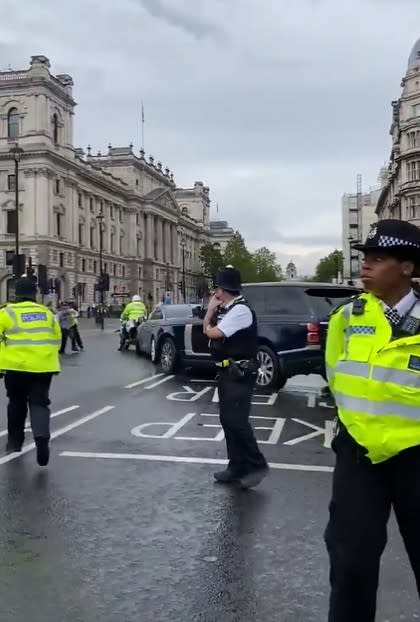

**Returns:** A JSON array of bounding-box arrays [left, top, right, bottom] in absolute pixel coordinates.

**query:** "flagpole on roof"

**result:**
[[141, 101, 145, 151]]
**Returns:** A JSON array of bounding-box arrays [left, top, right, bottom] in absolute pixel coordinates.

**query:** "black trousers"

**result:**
[[72, 324, 83, 349], [217, 370, 267, 476], [60, 327, 77, 353], [325, 428, 420, 622], [5, 371, 53, 446]]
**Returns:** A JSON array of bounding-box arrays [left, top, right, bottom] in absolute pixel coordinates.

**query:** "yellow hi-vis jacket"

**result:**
[[0, 302, 61, 373], [326, 292, 420, 463], [121, 301, 146, 321]]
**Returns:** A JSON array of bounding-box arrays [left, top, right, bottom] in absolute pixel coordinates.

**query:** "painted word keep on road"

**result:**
[[131, 413, 335, 448]]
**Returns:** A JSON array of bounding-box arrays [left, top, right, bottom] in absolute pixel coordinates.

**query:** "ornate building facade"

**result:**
[[376, 38, 420, 223], [0, 56, 211, 306]]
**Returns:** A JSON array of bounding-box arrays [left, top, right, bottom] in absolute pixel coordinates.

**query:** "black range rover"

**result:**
[[136, 282, 360, 389]]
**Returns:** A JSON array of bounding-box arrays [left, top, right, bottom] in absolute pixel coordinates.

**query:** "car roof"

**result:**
[[242, 281, 356, 289]]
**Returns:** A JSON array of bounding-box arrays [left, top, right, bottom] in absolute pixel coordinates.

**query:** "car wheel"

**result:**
[[256, 345, 285, 390], [150, 337, 158, 363], [159, 337, 177, 374]]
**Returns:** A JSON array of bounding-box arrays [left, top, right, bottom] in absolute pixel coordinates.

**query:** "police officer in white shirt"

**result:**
[[203, 266, 269, 488]]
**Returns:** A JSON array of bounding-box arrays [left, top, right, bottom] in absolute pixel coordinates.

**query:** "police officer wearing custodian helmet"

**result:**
[[325, 219, 420, 621], [203, 266, 269, 488], [0, 277, 61, 466]]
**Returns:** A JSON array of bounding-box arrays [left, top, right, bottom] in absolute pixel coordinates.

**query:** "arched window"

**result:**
[[7, 108, 19, 139], [53, 113, 59, 143]]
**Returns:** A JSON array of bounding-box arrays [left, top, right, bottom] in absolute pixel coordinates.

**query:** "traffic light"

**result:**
[[178, 280, 183, 291], [38, 264, 48, 294], [96, 273, 110, 292], [12, 253, 25, 278]]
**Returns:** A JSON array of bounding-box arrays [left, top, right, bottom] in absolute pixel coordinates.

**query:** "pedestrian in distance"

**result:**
[[57, 301, 77, 354], [203, 266, 269, 488], [325, 219, 420, 621], [70, 303, 84, 351], [0, 277, 61, 466]]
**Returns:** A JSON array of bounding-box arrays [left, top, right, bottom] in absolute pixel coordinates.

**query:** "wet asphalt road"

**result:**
[[0, 324, 418, 621]]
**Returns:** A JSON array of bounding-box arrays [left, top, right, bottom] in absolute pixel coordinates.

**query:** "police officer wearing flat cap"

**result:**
[[325, 219, 420, 621], [203, 266, 269, 488], [0, 277, 61, 466]]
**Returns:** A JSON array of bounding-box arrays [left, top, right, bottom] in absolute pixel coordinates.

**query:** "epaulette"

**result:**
[[328, 294, 361, 319]]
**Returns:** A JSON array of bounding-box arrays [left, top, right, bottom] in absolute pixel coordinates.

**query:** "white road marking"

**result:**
[[124, 373, 164, 389], [0, 406, 115, 465], [60, 451, 333, 473], [166, 385, 212, 402], [0, 405, 80, 439], [131, 413, 197, 439], [145, 375, 175, 389]]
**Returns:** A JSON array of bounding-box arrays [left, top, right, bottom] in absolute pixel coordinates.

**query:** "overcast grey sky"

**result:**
[[1, 0, 420, 273]]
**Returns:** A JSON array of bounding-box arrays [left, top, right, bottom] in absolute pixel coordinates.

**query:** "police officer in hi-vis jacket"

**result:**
[[0, 277, 61, 466], [325, 219, 420, 621]]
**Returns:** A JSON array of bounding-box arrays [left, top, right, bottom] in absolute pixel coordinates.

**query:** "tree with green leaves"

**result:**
[[313, 249, 343, 283], [199, 242, 224, 283], [223, 232, 257, 282], [252, 246, 282, 282]]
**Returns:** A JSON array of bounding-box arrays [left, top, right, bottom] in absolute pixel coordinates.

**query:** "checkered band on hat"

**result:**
[[378, 235, 420, 248]]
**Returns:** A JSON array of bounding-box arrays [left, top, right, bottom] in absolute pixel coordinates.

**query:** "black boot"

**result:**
[[213, 468, 240, 484], [35, 437, 50, 466], [5, 440, 22, 453]]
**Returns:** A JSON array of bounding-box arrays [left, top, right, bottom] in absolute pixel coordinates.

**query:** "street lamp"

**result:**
[[97, 207, 105, 331], [178, 226, 186, 303], [9, 144, 24, 276]]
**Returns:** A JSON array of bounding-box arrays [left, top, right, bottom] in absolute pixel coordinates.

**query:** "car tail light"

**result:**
[[306, 322, 320, 345]]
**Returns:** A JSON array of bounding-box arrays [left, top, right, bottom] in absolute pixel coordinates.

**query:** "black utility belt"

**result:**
[[215, 358, 259, 381]]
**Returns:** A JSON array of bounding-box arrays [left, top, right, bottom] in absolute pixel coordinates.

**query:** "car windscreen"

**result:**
[[164, 305, 194, 320], [304, 288, 360, 317]]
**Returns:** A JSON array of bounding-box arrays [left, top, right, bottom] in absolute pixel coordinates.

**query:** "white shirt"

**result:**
[[381, 289, 417, 316], [217, 299, 253, 338]]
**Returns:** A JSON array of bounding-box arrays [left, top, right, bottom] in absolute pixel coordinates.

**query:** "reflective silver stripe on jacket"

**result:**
[[5, 339, 61, 346], [5, 326, 56, 335], [335, 360, 420, 388], [334, 392, 420, 420]]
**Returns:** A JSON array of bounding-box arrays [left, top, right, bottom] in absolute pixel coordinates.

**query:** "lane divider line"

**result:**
[[124, 373, 164, 389], [59, 451, 333, 473], [0, 405, 115, 466], [145, 375, 175, 390], [0, 405, 80, 439]]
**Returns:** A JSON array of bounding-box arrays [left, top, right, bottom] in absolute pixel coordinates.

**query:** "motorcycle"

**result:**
[[119, 317, 145, 351]]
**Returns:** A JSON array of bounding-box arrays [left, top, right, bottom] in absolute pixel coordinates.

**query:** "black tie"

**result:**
[[384, 308, 402, 327]]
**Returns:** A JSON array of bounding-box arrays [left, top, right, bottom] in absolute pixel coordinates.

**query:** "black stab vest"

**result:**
[[209, 297, 258, 362]]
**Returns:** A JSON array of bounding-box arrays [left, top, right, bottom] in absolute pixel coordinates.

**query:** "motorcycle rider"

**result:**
[[118, 295, 146, 351]]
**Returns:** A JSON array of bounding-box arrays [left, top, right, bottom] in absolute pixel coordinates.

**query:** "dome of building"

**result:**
[[408, 37, 420, 70]]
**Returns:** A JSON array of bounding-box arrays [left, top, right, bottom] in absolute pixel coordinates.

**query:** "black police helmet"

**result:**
[[215, 266, 241, 294]]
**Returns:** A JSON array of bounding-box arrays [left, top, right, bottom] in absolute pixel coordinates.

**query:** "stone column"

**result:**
[[172, 225, 179, 266], [146, 213, 154, 258], [157, 218, 164, 262], [128, 210, 137, 257], [163, 221, 171, 263]]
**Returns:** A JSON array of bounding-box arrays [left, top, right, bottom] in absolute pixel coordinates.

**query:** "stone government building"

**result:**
[[376, 38, 420, 224], [0, 55, 220, 306]]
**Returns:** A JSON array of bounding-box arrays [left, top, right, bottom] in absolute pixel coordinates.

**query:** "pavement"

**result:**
[[0, 324, 417, 621]]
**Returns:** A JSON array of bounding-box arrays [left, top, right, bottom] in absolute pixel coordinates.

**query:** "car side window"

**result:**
[[242, 286, 265, 314], [263, 286, 305, 314], [149, 308, 163, 320]]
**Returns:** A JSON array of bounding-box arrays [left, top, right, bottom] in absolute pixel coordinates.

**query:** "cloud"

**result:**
[[137, 0, 225, 41], [0, 0, 419, 273]]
